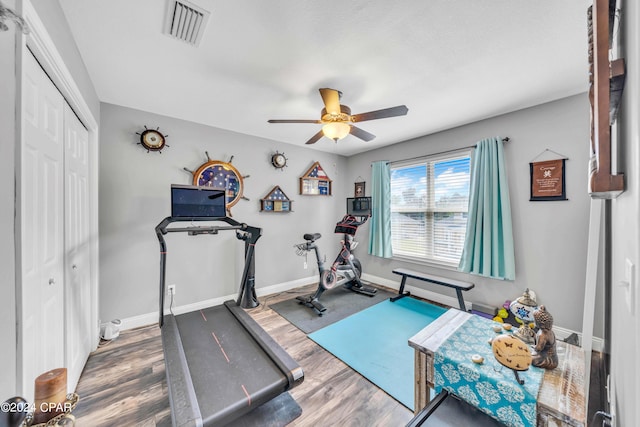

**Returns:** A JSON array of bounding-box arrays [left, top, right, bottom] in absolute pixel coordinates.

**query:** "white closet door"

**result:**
[[64, 103, 92, 393], [21, 49, 65, 400]]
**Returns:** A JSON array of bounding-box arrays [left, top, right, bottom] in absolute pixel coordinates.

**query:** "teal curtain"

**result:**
[[458, 137, 515, 280], [368, 161, 393, 258]]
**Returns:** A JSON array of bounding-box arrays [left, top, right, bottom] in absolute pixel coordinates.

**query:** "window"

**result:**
[[390, 149, 472, 267]]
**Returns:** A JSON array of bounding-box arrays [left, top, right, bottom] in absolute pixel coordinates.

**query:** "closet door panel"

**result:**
[[21, 147, 37, 274], [64, 103, 92, 392], [20, 49, 65, 401]]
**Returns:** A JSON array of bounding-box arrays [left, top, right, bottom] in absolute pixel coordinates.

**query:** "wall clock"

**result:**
[[271, 151, 288, 170], [184, 153, 249, 215], [136, 126, 169, 153]]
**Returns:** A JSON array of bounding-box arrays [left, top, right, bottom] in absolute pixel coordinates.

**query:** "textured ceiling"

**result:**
[[58, 0, 590, 156]]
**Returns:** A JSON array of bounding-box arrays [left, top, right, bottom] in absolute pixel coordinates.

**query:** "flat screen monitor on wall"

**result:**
[[171, 184, 226, 217], [347, 197, 372, 217]]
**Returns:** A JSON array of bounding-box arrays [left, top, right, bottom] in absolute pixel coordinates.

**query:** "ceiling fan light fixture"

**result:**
[[322, 122, 350, 142], [267, 88, 408, 145]]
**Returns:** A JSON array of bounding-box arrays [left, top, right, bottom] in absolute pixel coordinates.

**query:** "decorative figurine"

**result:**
[[509, 288, 538, 344], [532, 305, 558, 370]]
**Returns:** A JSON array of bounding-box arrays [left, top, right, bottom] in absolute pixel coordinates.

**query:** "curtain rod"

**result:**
[[373, 137, 510, 166]]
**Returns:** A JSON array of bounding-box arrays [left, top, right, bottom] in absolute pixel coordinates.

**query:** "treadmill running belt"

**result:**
[[172, 305, 289, 426], [156, 217, 303, 426]]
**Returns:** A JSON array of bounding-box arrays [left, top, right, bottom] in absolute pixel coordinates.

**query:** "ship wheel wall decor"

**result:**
[[184, 153, 249, 216], [136, 126, 169, 153]]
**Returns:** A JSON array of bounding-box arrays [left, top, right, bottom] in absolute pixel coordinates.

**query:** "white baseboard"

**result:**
[[363, 273, 605, 352], [254, 276, 316, 297], [118, 312, 159, 331], [553, 326, 604, 352], [118, 276, 317, 331], [119, 273, 605, 353]]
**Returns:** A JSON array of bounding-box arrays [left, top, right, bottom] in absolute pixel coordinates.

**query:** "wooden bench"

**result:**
[[391, 268, 474, 311]]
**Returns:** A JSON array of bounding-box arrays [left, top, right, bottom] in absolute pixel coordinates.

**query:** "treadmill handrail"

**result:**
[[157, 215, 243, 234], [156, 216, 262, 327]]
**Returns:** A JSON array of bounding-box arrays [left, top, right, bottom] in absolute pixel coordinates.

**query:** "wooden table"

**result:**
[[408, 309, 586, 427]]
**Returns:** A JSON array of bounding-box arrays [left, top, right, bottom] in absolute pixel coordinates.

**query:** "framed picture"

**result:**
[[299, 161, 332, 195], [530, 159, 567, 201], [354, 181, 366, 197]]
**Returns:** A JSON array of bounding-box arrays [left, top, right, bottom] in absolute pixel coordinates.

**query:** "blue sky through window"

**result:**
[[391, 156, 470, 206], [434, 157, 471, 204]]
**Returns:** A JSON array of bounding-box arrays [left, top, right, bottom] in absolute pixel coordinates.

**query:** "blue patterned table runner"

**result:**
[[433, 314, 544, 427]]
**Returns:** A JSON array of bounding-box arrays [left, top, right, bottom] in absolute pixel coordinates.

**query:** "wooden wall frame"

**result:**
[[299, 161, 332, 196], [260, 186, 293, 212], [588, 0, 625, 198]]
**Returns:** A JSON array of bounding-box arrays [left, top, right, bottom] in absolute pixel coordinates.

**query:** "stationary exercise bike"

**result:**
[[295, 197, 377, 315]]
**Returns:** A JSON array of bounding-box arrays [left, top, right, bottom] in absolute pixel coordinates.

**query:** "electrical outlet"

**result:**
[[168, 284, 176, 296]]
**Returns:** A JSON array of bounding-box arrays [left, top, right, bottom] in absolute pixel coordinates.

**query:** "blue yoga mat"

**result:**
[[308, 297, 446, 410]]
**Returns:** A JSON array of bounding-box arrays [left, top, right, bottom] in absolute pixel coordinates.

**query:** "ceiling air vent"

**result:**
[[164, 0, 210, 46]]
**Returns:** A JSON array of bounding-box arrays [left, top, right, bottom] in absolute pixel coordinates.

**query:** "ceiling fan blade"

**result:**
[[319, 88, 341, 115], [268, 119, 322, 124], [351, 105, 409, 122], [349, 126, 376, 142], [305, 130, 325, 145]]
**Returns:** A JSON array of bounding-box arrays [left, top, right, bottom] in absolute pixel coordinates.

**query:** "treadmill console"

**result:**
[[171, 184, 226, 217], [346, 197, 372, 217]]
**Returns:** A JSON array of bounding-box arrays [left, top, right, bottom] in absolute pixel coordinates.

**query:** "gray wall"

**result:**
[[98, 103, 348, 322], [100, 95, 603, 339], [610, 0, 640, 424], [346, 94, 597, 334], [0, 0, 17, 400]]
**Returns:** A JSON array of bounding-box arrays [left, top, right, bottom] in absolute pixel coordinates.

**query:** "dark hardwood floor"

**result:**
[[73, 284, 606, 426], [73, 324, 172, 426], [587, 350, 608, 426], [73, 284, 413, 426]]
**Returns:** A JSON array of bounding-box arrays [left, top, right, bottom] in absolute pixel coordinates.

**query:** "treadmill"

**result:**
[[156, 185, 304, 426]]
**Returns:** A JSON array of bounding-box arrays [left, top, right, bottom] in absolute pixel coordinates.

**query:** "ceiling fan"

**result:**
[[268, 88, 408, 145]]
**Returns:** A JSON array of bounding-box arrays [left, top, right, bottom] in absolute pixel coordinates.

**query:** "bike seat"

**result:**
[[303, 233, 321, 242]]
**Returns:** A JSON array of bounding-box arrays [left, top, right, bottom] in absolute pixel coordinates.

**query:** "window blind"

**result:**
[[390, 149, 471, 266]]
